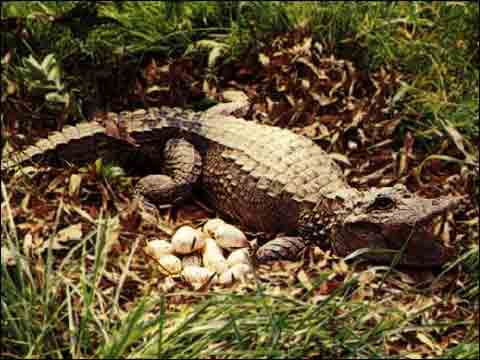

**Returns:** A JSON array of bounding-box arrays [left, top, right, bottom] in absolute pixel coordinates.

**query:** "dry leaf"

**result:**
[[297, 270, 313, 290], [1, 246, 16, 266], [333, 260, 349, 274], [103, 217, 121, 252], [292, 37, 312, 56], [36, 223, 83, 253], [416, 332, 438, 352], [328, 153, 351, 166], [311, 92, 337, 106], [53, 223, 82, 244], [296, 57, 328, 80], [222, 89, 249, 103], [160, 276, 177, 292], [443, 120, 476, 165], [258, 53, 270, 66], [68, 174, 82, 196], [22, 232, 34, 257], [70, 205, 96, 223], [358, 270, 376, 285], [47, 174, 66, 192]]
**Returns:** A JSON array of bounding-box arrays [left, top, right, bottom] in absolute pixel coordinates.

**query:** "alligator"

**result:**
[[1, 105, 462, 266]]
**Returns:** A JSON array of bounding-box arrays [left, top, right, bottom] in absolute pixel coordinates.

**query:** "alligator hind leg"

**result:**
[[135, 139, 202, 205], [256, 236, 306, 263]]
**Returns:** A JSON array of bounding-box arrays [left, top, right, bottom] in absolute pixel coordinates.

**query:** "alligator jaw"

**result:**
[[410, 195, 464, 224], [395, 195, 463, 267], [332, 195, 464, 267]]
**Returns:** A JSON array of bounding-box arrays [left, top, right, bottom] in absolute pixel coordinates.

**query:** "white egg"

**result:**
[[214, 223, 249, 250], [217, 263, 253, 286], [182, 253, 203, 268], [203, 218, 226, 236], [182, 265, 215, 289], [145, 239, 173, 259], [202, 237, 228, 273], [227, 248, 251, 267], [171, 226, 205, 254], [157, 254, 182, 275]]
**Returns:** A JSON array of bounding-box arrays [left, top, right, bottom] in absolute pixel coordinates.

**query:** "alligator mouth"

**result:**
[[399, 195, 463, 266], [398, 218, 450, 267], [414, 196, 464, 224], [333, 221, 449, 267], [333, 195, 464, 267]]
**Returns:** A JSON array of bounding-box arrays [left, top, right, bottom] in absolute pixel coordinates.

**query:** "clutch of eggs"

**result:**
[[146, 220, 252, 289]]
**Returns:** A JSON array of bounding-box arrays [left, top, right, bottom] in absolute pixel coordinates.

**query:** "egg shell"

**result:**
[[171, 226, 205, 254], [213, 223, 249, 250], [182, 265, 215, 289], [203, 218, 226, 236], [217, 263, 252, 286], [182, 253, 203, 268], [145, 239, 173, 259], [202, 238, 228, 273], [157, 254, 183, 275], [227, 248, 251, 267]]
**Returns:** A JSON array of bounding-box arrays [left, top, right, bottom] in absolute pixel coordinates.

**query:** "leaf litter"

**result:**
[[1, 26, 478, 358]]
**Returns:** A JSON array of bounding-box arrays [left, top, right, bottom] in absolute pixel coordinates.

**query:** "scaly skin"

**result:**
[[1, 106, 462, 266]]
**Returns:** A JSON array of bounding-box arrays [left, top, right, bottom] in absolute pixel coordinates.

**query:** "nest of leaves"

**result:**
[[2, 28, 478, 358]]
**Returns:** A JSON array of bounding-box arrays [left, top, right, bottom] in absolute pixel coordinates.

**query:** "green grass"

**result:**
[[1, 178, 478, 358], [3, 198, 477, 359], [1, 1, 479, 358], [2, 2, 478, 136]]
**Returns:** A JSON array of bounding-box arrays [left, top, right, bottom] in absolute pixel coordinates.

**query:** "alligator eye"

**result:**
[[370, 196, 395, 210]]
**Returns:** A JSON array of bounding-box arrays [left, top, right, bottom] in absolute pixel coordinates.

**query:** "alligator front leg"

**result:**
[[256, 236, 307, 263], [135, 138, 202, 205]]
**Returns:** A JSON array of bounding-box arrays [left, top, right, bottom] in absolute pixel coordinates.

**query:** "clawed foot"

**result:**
[[256, 236, 306, 263], [135, 174, 185, 205]]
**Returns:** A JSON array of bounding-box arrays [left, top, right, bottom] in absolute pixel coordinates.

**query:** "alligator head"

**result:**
[[332, 184, 463, 267]]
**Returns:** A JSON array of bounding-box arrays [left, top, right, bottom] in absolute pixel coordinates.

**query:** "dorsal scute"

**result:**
[[197, 112, 348, 204]]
